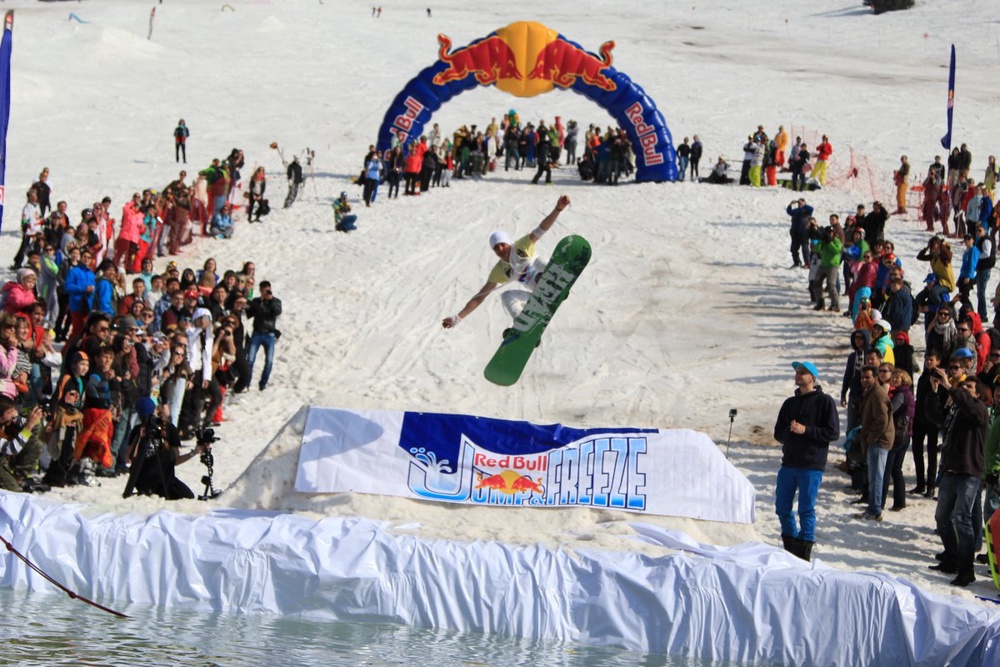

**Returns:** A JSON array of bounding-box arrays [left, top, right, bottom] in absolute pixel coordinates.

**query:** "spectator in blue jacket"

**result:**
[[65, 249, 95, 342], [92, 259, 118, 316], [958, 233, 980, 301], [980, 191, 993, 233], [210, 203, 234, 239], [362, 155, 382, 207], [880, 268, 914, 335]]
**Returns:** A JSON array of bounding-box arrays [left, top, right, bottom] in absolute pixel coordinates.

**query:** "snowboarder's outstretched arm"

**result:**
[[442, 281, 498, 328], [530, 195, 570, 242]]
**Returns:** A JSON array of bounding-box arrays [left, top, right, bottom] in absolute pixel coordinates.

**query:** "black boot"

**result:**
[[793, 538, 814, 562], [782, 534, 796, 554]]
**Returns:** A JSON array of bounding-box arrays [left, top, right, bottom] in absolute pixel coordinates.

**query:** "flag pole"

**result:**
[[0, 11, 13, 236], [940, 44, 956, 151]]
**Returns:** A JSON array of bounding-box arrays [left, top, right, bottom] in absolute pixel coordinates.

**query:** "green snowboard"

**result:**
[[484, 234, 591, 386]]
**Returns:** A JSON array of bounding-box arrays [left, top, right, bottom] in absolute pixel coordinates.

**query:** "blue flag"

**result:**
[[941, 44, 955, 151], [0, 12, 12, 234]]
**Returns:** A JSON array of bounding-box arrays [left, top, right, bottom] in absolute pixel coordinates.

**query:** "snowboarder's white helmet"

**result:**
[[488, 231, 512, 249]]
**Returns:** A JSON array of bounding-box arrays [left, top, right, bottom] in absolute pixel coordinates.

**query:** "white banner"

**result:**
[[295, 408, 756, 524]]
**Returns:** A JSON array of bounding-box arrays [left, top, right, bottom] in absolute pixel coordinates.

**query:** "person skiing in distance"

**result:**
[[284, 156, 305, 209], [442, 195, 570, 331], [174, 119, 189, 164]]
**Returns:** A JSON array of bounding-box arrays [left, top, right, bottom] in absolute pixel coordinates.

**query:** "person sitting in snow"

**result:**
[[210, 203, 234, 239], [333, 192, 357, 232], [702, 156, 732, 185]]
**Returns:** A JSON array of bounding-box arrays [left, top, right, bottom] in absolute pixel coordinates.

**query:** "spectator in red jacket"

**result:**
[[813, 135, 833, 186], [404, 137, 428, 196]]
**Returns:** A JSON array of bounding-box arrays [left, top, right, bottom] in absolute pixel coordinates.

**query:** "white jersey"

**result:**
[[21, 202, 42, 235]]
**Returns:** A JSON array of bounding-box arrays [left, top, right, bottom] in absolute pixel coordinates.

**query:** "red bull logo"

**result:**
[[527, 39, 617, 92], [389, 96, 425, 147], [475, 470, 545, 496], [428, 23, 617, 98], [624, 101, 665, 167], [433, 34, 521, 87]]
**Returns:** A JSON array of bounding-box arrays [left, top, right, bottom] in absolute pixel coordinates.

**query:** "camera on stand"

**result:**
[[195, 427, 222, 501]]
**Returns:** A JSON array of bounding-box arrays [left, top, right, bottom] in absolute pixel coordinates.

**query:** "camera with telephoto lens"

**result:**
[[141, 416, 165, 457], [195, 426, 219, 447]]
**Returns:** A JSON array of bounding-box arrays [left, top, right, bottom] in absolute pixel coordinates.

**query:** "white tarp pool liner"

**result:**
[[1, 492, 998, 666]]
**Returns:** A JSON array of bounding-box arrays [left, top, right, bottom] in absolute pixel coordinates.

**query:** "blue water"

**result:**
[[0, 587, 741, 666]]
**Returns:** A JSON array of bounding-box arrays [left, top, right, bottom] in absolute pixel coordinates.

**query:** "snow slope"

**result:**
[[1, 0, 999, 604]]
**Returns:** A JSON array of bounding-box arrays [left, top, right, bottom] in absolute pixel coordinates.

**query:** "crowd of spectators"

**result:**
[[0, 154, 282, 496], [356, 110, 664, 201], [777, 148, 1000, 586]]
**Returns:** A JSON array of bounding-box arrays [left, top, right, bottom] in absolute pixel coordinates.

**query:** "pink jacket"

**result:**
[[0, 345, 18, 399], [119, 203, 144, 243], [1, 281, 37, 315]]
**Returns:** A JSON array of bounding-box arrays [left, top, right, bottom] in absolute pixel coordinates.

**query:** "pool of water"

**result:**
[[0, 587, 746, 667]]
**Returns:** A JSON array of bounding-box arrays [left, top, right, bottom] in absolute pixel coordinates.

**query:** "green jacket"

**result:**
[[819, 238, 843, 268]]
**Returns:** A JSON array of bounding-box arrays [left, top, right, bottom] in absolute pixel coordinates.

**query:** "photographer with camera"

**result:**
[[246, 280, 281, 392], [927, 367, 988, 587], [0, 398, 45, 492], [123, 397, 207, 500], [785, 198, 814, 269], [810, 215, 843, 313]]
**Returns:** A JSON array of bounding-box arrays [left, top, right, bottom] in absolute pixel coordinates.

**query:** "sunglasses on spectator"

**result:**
[[958, 327, 970, 332], [949, 365, 962, 370]]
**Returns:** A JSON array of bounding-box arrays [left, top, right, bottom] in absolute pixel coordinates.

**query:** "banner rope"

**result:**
[[0, 531, 128, 618]]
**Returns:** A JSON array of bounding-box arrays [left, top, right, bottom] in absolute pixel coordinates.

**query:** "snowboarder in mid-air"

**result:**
[[442, 194, 571, 331]]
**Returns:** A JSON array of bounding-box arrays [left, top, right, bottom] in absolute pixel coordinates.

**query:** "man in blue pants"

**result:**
[[773, 360, 841, 562], [246, 281, 282, 391]]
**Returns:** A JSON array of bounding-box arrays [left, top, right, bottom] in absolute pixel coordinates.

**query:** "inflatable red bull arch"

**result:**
[[376, 21, 678, 182]]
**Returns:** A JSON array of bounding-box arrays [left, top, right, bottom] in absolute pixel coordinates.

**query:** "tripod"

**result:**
[[198, 448, 223, 501]]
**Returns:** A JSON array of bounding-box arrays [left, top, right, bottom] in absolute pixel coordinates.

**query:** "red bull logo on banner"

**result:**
[[527, 39, 616, 92], [375, 20, 678, 181], [295, 409, 757, 524], [407, 436, 649, 511], [432, 34, 521, 87], [431, 22, 617, 98]]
